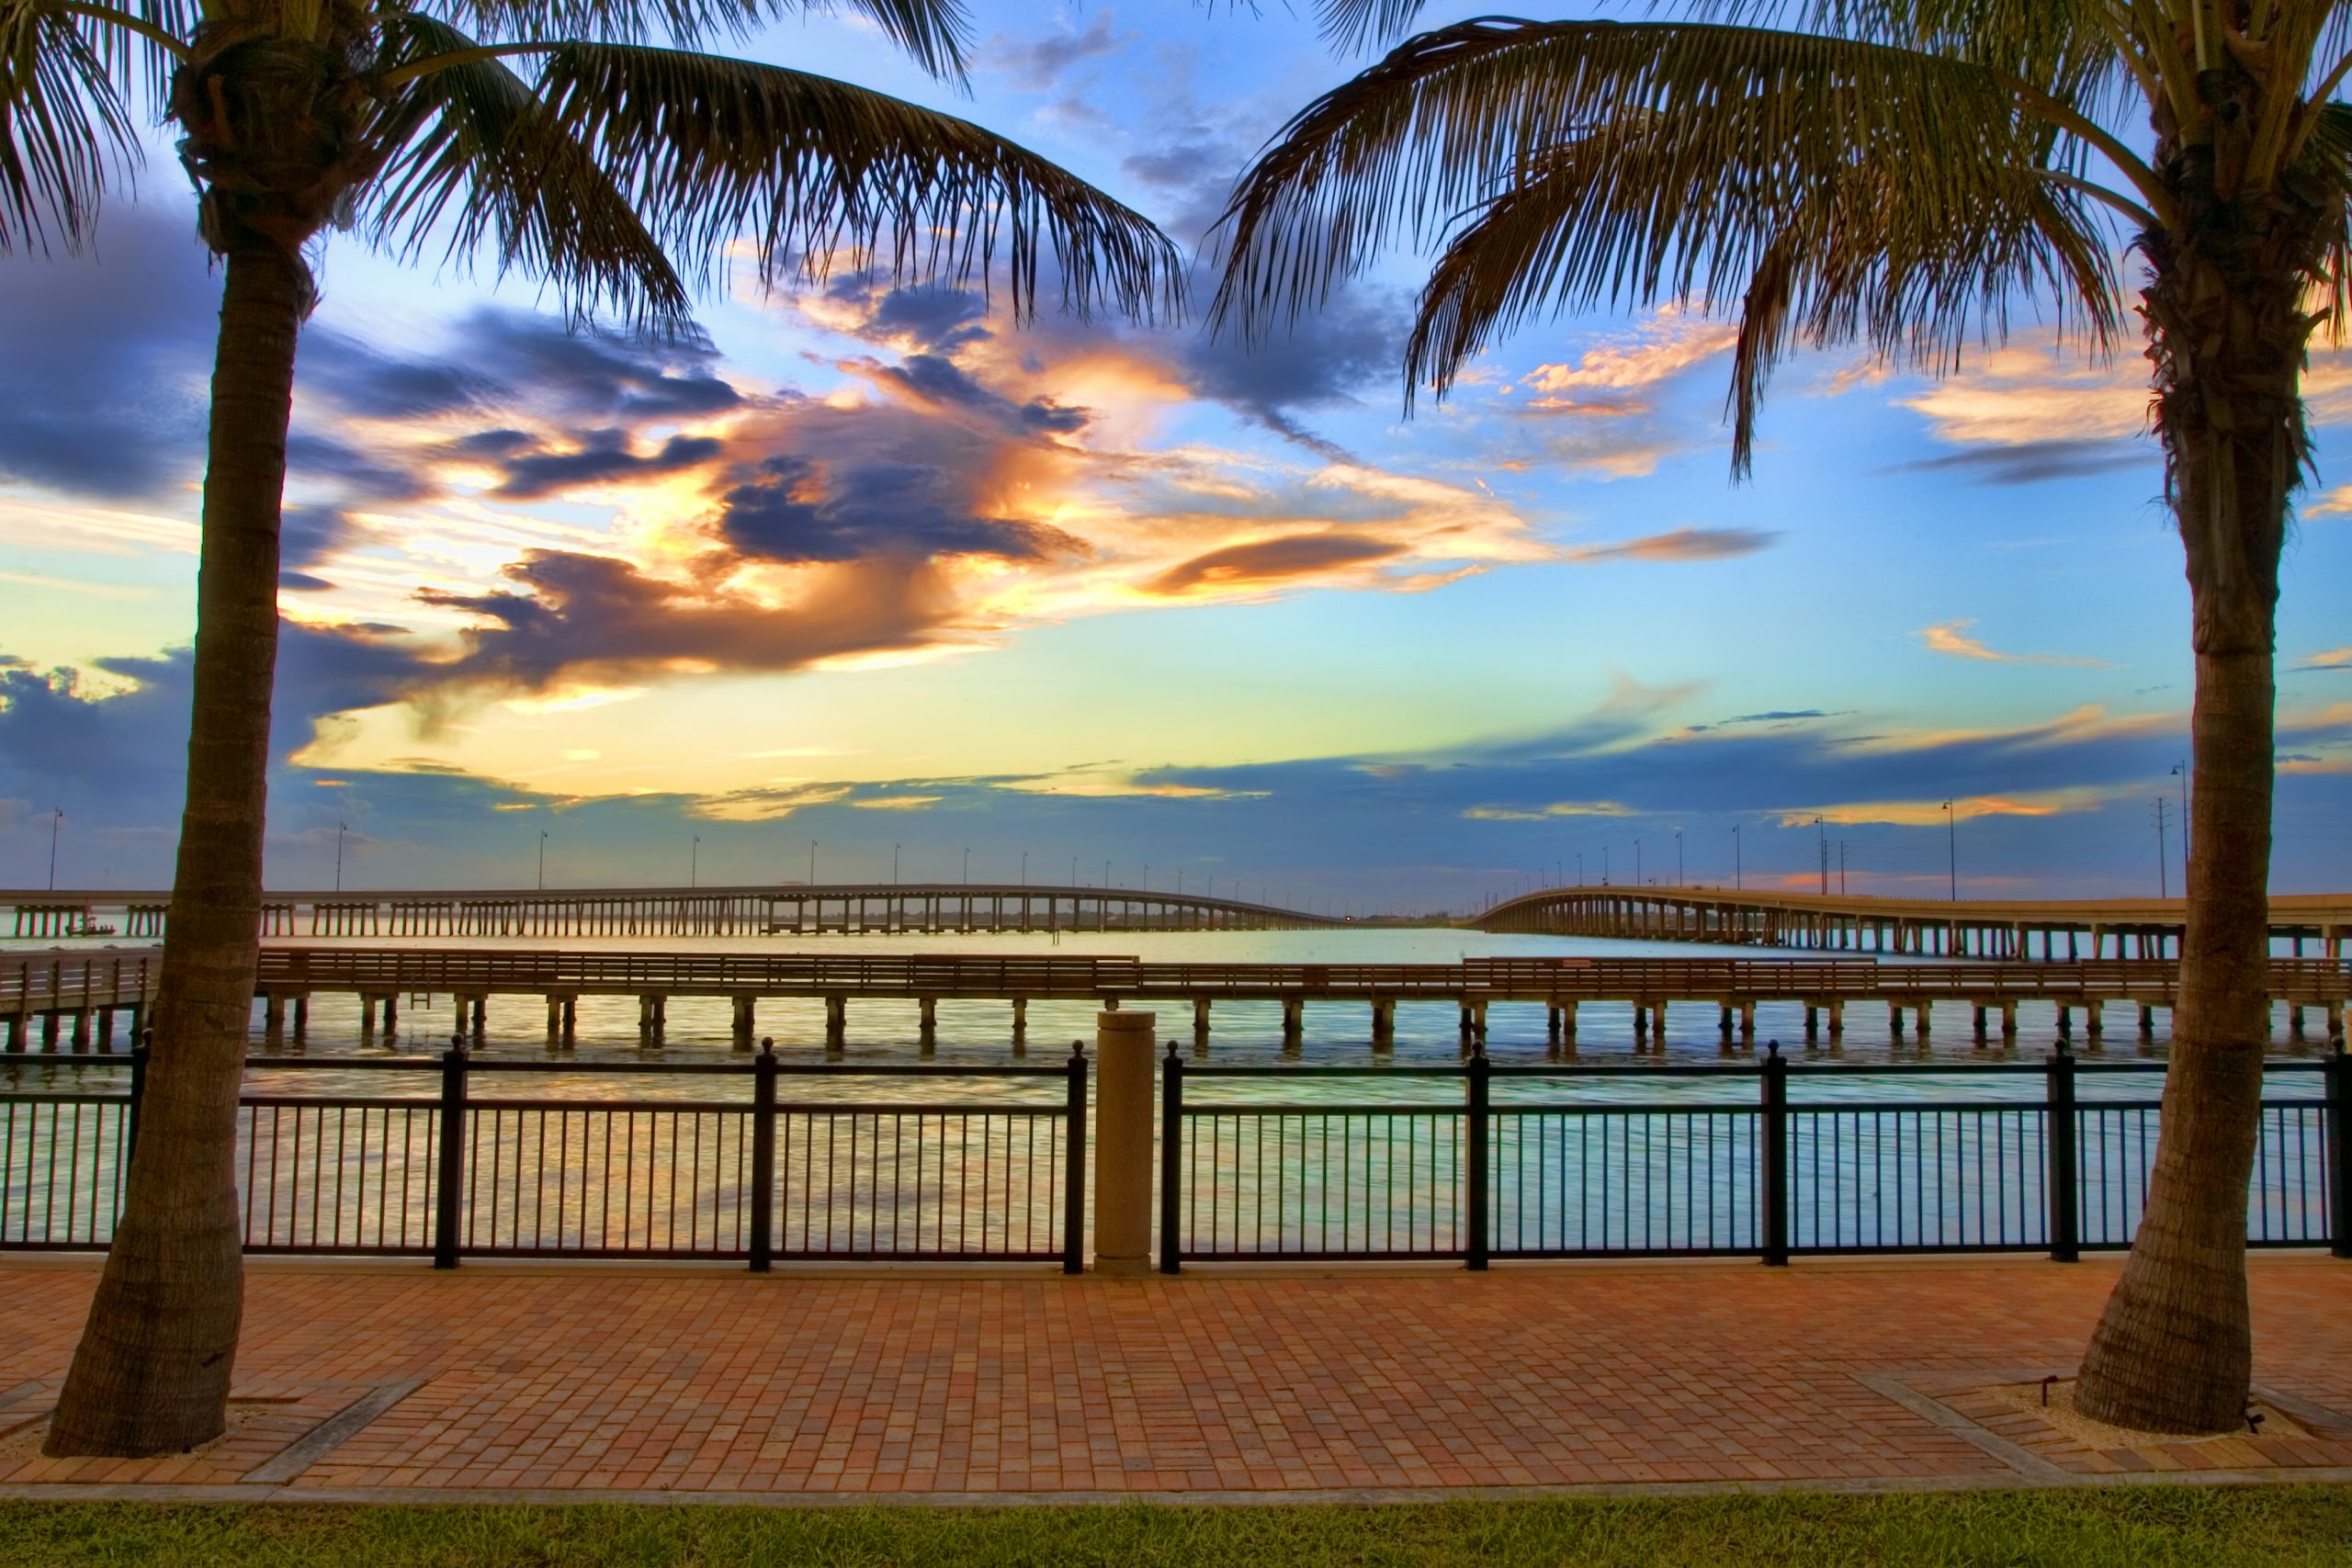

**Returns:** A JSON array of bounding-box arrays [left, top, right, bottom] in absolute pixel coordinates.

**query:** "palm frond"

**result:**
[[1211, 17, 2113, 338], [532, 41, 1181, 321], [1400, 107, 2120, 472], [416, 0, 969, 73], [1313, 0, 1432, 53], [0, 0, 138, 251], [77, 0, 193, 108], [2297, 97, 2352, 348], [367, 12, 692, 332]]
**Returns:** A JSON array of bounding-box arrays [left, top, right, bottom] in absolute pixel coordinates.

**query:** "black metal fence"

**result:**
[[3, 1044, 1086, 1269], [1158, 1046, 2351, 1269]]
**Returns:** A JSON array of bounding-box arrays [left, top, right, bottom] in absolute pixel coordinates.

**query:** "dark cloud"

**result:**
[[466, 311, 741, 420], [490, 431, 725, 500], [411, 549, 950, 691], [983, 11, 1131, 91], [717, 456, 1081, 564], [1148, 534, 1404, 595], [1567, 527, 1781, 563], [300, 331, 496, 419], [1889, 440, 2148, 486], [280, 572, 334, 592], [872, 353, 1090, 435], [0, 201, 217, 498], [1170, 288, 1401, 461], [285, 433, 436, 505]]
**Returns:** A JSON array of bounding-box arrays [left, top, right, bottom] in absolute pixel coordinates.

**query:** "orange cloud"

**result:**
[[1917, 618, 2115, 668]]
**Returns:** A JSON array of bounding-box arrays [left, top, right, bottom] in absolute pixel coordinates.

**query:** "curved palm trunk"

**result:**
[[44, 243, 305, 1457], [2075, 189, 2301, 1432]]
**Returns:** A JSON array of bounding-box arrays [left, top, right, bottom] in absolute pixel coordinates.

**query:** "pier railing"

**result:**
[[2, 1046, 1086, 1269], [1156, 1049, 2348, 1269]]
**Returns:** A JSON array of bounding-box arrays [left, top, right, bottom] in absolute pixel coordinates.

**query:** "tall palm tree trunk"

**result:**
[[44, 242, 306, 1458], [2075, 196, 2301, 1432]]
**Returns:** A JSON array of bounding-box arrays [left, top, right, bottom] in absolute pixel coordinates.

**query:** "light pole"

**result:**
[[1602, 845, 1610, 886], [47, 807, 62, 891], [1020, 851, 1027, 886], [808, 840, 817, 886], [2171, 761, 2189, 881], [1176, 869, 1183, 895], [337, 821, 348, 893], [691, 835, 701, 888], [963, 846, 970, 885], [1577, 852, 1584, 885], [1674, 829, 1683, 888], [1732, 824, 1742, 890], [1104, 859, 1111, 888], [1070, 854, 1078, 886], [893, 843, 901, 885], [1942, 801, 1957, 900], [536, 829, 547, 891], [1815, 816, 1826, 895]]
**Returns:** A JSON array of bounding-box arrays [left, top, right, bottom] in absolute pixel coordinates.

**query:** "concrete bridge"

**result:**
[[1471, 886, 2352, 960], [3, 883, 1344, 942]]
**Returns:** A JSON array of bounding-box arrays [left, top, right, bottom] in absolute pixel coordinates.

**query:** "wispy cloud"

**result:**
[[2292, 646, 2352, 671], [1917, 618, 2116, 669], [1565, 527, 1780, 564]]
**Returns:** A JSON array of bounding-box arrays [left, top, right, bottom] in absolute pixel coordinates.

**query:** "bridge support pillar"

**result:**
[[639, 994, 666, 1042], [291, 995, 308, 1040], [382, 994, 399, 1036], [1012, 998, 1028, 1042], [2326, 1000, 2344, 1041], [1804, 1004, 1819, 1041], [2084, 1001, 2103, 1043], [732, 995, 757, 1046], [69, 1010, 87, 1048], [2139, 1004, 2156, 1038], [1468, 1000, 1487, 1038], [4, 1011, 23, 1051], [1889, 1002, 1905, 1038], [2001, 1000, 2018, 1037], [1558, 1001, 1577, 1041], [94, 1007, 113, 1050], [1280, 998, 1304, 1040], [1373, 999, 1395, 1045], [457, 993, 486, 1041], [264, 994, 286, 1034], [1718, 1004, 1734, 1039], [919, 997, 939, 1037], [1634, 1003, 1649, 1046], [2056, 1004, 2073, 1039], [1652, 999, 1668, 1047], [40, 1011, 59, 1049], [1193, 998, 1211, 1038], [2290, 1005, 2306, 1042], [1739, 1001, 1755, 1042], [1826, 999, 1843, 1038], [1972, 1005, 1987, 1043], [1916, 999, 1931, 1035], [823, 995, 847, 1045]]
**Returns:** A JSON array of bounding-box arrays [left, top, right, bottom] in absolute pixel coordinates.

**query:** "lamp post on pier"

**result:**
[[808, 840, 817, 886], [337, 822, 349, 893], [1674, 828, 1683, 888], [893, 843, 901, 885], [1733, 824, 1742, 890], [1942, 801, 1957, 900], [1815, 816, 1827, 896], [691, 835, 701, 888], [47, 807, 62, 892], [536, 829, 546, 891], [962, 846, 970, 885]]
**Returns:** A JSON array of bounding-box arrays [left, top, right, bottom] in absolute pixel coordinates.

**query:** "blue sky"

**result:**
[[1, 2, 2347, 909]]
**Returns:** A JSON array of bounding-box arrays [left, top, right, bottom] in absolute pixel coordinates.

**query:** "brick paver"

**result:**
[[0, 1257, 2346, 1497]]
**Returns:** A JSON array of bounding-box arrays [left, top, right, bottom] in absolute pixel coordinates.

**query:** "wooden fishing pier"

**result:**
[[10, 946, 2343, 1052]]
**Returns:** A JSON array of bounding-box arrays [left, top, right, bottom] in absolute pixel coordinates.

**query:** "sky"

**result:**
[[1, 2, 2348, 912]]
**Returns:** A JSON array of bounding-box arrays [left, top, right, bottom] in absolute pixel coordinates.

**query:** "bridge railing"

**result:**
[[1, 1048, 1087, 1268], [1156, 1050, 2348, 1269]]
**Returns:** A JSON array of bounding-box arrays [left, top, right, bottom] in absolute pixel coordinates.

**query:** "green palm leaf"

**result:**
[[369, 12, 693, 331], [0, 0, 137, 250], [532, 41, 1181, 321], [1213, 17, 2091, 338]]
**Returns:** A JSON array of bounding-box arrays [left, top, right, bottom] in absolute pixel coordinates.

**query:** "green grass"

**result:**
[[2, 1488, 2349, 1567]]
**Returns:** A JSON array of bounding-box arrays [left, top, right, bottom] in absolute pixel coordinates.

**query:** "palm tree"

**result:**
[[5, 0, 1176, 1456], [1216, 0, 2347, 1433]]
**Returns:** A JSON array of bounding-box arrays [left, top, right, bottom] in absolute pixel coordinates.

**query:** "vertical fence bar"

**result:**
[[1464, 1046, 1490, 1271], [2328, 1042, 2350, 1261], [1063, 1043, 1087, 1275], [1761, 1043, 1788, 1266], [1160, 1043, 1182, 1275], [433, 1039, 468, 1269], [2046, 1044, 2080, 1262], [127, 1033, 150, 1163], [750, 1039, 776, 1272]]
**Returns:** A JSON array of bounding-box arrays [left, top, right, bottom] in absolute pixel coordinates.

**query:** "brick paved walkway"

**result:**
[[1, 1257, 2346, 1501]]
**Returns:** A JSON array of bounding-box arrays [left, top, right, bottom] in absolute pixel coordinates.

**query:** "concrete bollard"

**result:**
[[1092, 1010, 1156, 1276]]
